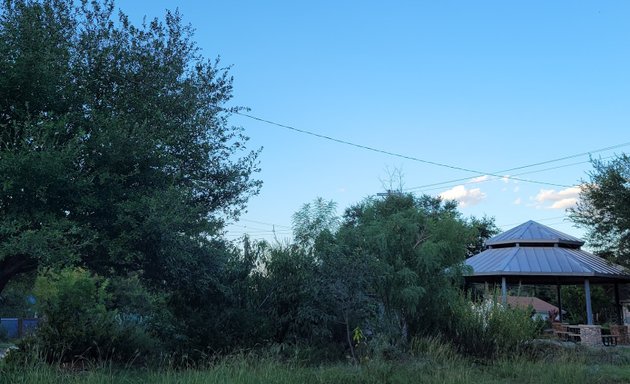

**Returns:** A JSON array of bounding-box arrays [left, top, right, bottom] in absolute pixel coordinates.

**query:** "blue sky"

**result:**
[[117, 0, 630, 243]]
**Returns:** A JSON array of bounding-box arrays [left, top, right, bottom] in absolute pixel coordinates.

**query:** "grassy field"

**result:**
[[3, 347, 630, 384]]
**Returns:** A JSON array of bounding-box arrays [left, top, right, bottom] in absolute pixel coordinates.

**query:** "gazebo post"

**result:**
[[584, 278, 593, 325], [556, 284, 562, 322], [501, 277, 507, 305], [614, 283, 623, 325]]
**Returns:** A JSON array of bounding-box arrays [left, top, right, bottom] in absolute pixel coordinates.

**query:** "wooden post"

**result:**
[[585, 279, 594, 325], [614, 283, 623, 325], [556, 284, 563, 322], [501, 277, 507, 305]]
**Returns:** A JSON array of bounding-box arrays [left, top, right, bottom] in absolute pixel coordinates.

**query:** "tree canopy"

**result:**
[[570, 154, 630, 267], [339, 194, 474, 339], [0, 0, 261, 292]]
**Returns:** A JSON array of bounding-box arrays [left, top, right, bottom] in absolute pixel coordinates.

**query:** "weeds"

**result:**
[[3, 340, 630, 384]]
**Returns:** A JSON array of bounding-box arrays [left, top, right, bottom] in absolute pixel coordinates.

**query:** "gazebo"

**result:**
[[465, 220, 630, 344]]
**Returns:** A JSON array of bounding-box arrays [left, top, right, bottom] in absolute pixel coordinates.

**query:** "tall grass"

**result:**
[[4, 359, 629, 384], [3, 340, 630, 384]]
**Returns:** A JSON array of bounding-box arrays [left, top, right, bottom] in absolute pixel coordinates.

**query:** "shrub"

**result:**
[[446, 293, 539, 359], [27, 268, 157, 364]]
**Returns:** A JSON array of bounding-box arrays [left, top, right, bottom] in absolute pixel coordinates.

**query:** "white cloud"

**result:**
[[534, 186, 581, 210], [513, 197, 522, 205], [513, 186, 520, 193], [550, 198, 578, 209], [470, 175, 490, 183], [439, 185, 486, 207], [502, 175, 511, 183]]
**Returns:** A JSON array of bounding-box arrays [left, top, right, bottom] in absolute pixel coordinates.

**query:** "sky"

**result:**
[[117, 0, 630, 244]]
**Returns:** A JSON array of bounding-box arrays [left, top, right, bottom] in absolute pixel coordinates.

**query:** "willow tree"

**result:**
[[340, 194, 474, 341]]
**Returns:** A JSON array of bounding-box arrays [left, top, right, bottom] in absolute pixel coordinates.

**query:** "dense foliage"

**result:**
[[0, 0, 262, 359], [0, 0, 539, 366], [447, 293, 540, 358], [570, 154, 630, 267], [0, 0, 261, 293], [245, 194, 508, 363]]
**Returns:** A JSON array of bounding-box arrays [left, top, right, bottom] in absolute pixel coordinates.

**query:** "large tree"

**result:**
[[569, 154, 630, 267], [0, 0, 261, 293]]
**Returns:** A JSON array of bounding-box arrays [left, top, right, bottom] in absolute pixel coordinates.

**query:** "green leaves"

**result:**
[[337, 193, 474, 339], [0, 0, 264, 358], [570, 154, 630, 266], [292, 197, 340, 252], [0, 0, 261, 296]]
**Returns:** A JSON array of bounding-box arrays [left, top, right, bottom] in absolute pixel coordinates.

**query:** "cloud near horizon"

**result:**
[[439, 185, 486, 207], [470, 175, 490, 183], [534, 186, 581, 210]]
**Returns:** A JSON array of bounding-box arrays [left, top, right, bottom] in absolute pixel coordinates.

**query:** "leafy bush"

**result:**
[[446, 293, 539, 358], [26, 268, 157, 364]]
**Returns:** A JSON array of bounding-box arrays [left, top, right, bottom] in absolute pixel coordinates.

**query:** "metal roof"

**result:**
[[506, 296, 559, 313], [485, 220, 584, 247], [465, 220, 630, 284]]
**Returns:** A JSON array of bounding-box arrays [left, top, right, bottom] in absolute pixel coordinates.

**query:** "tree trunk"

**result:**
[[344, 311, 356, 364]]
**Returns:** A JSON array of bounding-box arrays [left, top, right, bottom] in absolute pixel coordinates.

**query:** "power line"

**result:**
[[226, 225, 292, 236], [405, 142, 629, 191], [237, 218, 292, 229], [496, 141, 630, 173], [412, 158, 599, 194], [230, 109, 571, 188]]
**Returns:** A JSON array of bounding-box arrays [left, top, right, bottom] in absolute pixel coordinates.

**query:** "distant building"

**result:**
[[506, 295, 559, 321]]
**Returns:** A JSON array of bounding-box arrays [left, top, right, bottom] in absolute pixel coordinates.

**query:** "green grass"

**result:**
[[3, 339, 630, 384], [2, 353, 630, 384]]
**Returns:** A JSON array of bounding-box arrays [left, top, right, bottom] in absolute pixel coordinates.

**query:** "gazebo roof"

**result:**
[[465, 220, 630, 284], [485, 220, 583, 248]]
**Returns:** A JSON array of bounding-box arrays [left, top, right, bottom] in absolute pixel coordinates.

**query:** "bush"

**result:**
[[446, 293, 539, 359], [26, 268, 157, 364]]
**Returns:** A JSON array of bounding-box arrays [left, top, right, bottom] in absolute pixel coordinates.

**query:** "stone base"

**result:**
[[610, 325, 630, 345], [578, 325, 602, 346], [552, 322, 567, 333]]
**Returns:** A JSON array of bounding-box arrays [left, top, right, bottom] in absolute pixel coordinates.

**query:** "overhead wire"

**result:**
[[237, 218, 292, 229], [405, 145, 628, 191], [411, 157, 604, 194], [216, 108, 628, 238], [227, 109, 572, 188]]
